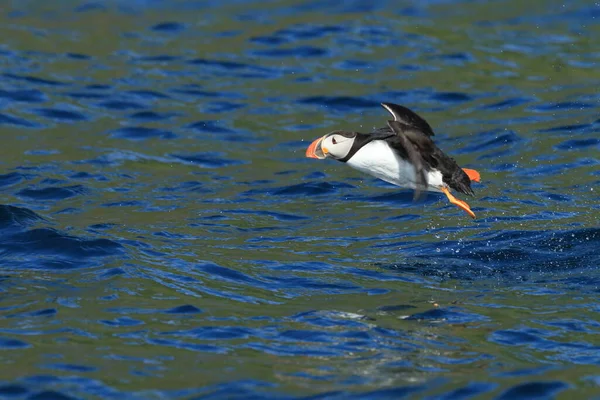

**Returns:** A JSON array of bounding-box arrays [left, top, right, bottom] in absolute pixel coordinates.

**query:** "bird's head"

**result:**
[[305, 131, 357, 161]]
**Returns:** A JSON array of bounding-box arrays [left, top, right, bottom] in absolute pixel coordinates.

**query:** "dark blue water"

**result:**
[[0, 0, 599, 399]]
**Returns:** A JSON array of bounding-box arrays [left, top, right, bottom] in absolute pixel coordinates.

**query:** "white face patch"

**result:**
[[322, 134, 354, 160]]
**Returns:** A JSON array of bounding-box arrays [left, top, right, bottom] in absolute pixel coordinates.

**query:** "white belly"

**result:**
[[345, 140, 444, 192]]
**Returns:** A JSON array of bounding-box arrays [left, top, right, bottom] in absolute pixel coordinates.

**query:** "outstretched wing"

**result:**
[[381, 103, 435, 137], [386, 120, 433, 200], [387, 119, 475, 197], [381, 103, 476, 197]]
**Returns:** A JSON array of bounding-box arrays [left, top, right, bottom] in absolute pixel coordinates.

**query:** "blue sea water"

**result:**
[[0, 0, 599, 399]]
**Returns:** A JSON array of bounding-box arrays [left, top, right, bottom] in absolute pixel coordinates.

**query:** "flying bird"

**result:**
[[305, 102, 480, 218]]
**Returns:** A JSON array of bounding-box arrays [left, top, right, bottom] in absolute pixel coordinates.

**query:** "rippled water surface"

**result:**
[[1, 0, 599, 398]]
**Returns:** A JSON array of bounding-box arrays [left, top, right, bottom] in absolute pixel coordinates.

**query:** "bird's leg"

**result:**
[[441, 187, 476, 219]]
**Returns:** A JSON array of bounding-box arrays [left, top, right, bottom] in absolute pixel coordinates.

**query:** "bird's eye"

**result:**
[[331, 137, 337, 145]]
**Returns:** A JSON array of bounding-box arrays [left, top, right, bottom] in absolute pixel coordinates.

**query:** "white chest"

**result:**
[[345, 140, 444, 192]]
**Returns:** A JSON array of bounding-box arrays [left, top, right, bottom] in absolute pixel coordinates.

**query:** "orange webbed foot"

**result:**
[[441, 187, 476, 219], [462, 168, 481, 183]]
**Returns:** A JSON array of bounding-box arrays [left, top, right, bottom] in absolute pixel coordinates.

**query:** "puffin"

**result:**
[[305, 102, 481, 218]]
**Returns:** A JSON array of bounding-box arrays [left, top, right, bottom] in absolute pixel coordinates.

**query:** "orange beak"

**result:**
[[305, 136, 327, 159]]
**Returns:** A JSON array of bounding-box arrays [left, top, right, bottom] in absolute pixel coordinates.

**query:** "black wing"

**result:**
[[381, 103, 435, 137], [386, 120, 432, 200], [386, 119, 474, 197]]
